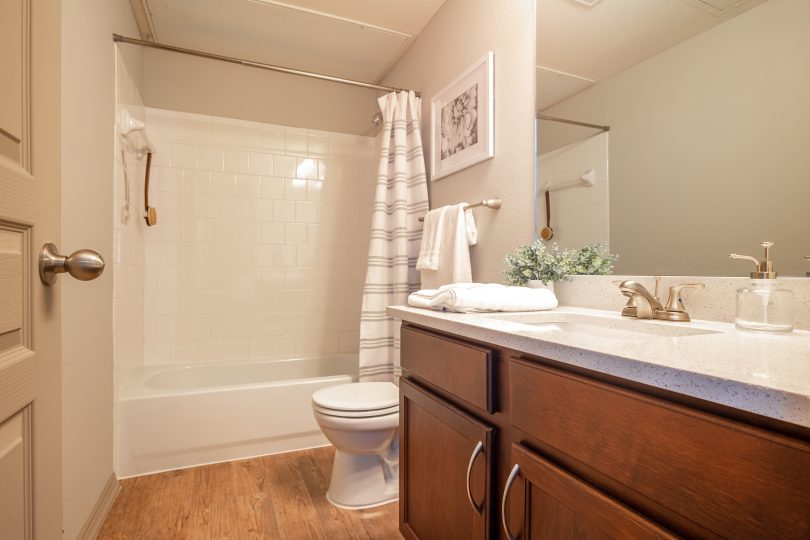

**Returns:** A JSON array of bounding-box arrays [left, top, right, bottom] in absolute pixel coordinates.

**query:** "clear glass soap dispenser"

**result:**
[[730, 242, 793, 333]]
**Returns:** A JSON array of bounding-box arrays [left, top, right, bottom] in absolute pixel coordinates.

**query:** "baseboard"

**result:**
[[76, 472, 120, 540]]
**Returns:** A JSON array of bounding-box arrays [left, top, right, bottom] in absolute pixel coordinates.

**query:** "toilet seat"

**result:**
[[312, 382, 399, 418], [313, 403, 399, 419]]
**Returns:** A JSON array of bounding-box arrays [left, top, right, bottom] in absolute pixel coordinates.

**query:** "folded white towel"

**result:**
[[408, 283, 558, 313], [417, 204, 474, 289]]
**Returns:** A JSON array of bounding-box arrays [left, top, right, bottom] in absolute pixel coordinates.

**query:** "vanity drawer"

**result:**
[[510, 357, 810, 539], [400, 325, 494, 413]]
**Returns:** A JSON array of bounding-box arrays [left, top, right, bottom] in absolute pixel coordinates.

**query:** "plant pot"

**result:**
[[527, 280, 554, 292]]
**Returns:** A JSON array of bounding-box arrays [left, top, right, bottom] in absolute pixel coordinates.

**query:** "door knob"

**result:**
[[39, 243, 105, 285]]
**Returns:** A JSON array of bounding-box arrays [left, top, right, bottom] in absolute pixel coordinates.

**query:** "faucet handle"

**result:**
[[664, 283, 705, 313]]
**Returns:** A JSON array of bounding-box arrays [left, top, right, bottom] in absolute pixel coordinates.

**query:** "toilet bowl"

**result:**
[[312, 382, 399, 509]]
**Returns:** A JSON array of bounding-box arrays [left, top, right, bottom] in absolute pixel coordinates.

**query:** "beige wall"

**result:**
[[60, 0, 140, 537], [544, 0, 810, 276], [380, 0, 537, 283], [140, 49, 380, 136]]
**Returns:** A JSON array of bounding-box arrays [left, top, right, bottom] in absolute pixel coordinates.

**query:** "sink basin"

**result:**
[[480, 312, 722, 340]]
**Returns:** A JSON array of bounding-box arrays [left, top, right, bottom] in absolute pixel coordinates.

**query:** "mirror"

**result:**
[[535, 0, 809, 276]]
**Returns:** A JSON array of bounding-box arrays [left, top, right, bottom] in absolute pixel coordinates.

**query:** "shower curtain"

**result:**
[[358, 91, 429, 382]]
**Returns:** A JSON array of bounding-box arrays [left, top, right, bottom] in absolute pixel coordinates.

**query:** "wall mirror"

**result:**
[[535, 0, 809, 277]]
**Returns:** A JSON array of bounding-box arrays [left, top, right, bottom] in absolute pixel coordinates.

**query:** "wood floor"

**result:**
[[98, 446, 402, 540]]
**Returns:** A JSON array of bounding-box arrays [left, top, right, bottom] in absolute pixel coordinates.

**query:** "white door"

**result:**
[[0, 1, 63, 538]]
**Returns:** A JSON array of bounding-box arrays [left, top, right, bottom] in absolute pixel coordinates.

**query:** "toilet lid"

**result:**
[[312, 382, 398, 412]]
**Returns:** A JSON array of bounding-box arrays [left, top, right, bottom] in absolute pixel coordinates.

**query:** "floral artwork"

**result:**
[[431, 52, 494, 181], [440, 84, 479, 159]]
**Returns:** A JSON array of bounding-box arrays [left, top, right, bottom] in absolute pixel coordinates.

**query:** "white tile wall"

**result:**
[[140, 107, 376, 365]]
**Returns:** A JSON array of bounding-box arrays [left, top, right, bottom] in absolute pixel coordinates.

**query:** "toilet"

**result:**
[[312, 382, 400, 509]]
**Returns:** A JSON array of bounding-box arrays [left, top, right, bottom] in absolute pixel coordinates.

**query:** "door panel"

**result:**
[[0, 0, 29, 166], [0, 0, 62, 538], [0, 408, 31, 540], [400, 378, 494, 540], [506, 444, 676, 540]]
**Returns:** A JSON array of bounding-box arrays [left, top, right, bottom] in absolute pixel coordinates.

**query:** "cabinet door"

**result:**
[[502, 444, 677, 540], [400, 378, 494, 540]]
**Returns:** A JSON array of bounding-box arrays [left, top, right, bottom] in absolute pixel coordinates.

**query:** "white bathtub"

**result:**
[[116, 355, 358, 478]]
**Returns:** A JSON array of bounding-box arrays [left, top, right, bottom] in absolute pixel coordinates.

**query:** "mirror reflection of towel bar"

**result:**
[[417, 198, 501, 222], [543, 169, 595, 192]]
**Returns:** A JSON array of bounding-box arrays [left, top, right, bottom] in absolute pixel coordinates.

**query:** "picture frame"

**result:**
[[430, 51, 494, 181]]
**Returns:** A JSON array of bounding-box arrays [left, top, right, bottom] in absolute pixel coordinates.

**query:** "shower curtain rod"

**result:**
[[113, 34, 420, 97], [536, 113, 610, 132]]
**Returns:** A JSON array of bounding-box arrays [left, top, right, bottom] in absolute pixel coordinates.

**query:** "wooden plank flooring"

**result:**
[[98, 446, 402, 540]]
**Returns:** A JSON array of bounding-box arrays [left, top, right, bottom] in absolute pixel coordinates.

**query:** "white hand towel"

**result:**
[[415, 207, 447, 271], [408, 283, 558, 313], [418, 204, 473, 289]]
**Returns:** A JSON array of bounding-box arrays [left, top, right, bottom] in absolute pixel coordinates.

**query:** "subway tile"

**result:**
[[256, 199, 274, 221], [284, 130, 307, 155], [295, 158, 318, 180], [249, 152, 274, 176], [295, 201, 318, 223], [261, 125, 284, 152], [284, 178, 308, 201], [233, 221, 261, 244], [262, 222, 285, 244], [210, 172, 236, 195], [185, 113, 212, 145], [212, 117, 238, 147], [272, 200, 296, 222], [260, 268, 285, 290], [171, 144, 198, 169], [306, 180, 325, 202], [157, 111, 185, 142], [273, 155, 296, 178], [307, 134, 330, 158], [251, 245, 275, 267], [260, 176, 285, 199], [235, 174, 261, 198], [182, 169, 210, 194], [238, 120, 263, 150], [297, 245, 318, 266], [198, 147, 225, 171], [284, 223, 307, 245], [274, 245, 297, 268], [224, 149, 250, 173]]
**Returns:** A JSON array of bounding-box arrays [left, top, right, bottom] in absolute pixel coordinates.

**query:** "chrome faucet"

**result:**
[[618, 276, 705, 322]]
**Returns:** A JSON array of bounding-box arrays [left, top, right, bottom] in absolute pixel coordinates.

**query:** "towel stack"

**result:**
[[416, 204, 477, 289], [408, 283, 558, 313]]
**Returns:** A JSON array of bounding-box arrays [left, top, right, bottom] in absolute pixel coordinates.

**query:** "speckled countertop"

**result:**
[[387, 305, 810, 428]]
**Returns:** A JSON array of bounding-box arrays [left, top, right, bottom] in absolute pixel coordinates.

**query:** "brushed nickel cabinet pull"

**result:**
[[502, 463, 521, 540], [466, 441, 485, 514]]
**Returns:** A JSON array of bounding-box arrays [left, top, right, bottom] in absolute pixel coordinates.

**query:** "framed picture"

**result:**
[[430, 51, 494, 181]]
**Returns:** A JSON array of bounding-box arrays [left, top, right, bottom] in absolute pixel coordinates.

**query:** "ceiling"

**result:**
[[536, 0, 769, 109], [139, 0, 446, 84]]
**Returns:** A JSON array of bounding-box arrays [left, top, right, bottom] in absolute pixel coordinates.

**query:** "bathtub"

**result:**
[[116, 355, 358, 478]]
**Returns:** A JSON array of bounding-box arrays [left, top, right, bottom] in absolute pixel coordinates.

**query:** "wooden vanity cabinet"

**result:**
[[399, 322, 810, 540]]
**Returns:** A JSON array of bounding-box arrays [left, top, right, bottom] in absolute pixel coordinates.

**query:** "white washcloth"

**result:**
[[417, 204, 474, 289], [408, 283, 558, 313]]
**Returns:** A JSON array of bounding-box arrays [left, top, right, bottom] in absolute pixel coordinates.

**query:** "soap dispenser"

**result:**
[[730, 242, 793, 333]]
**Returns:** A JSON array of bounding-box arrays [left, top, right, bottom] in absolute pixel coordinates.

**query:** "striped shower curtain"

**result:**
[[358, 91, 429, 382]]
